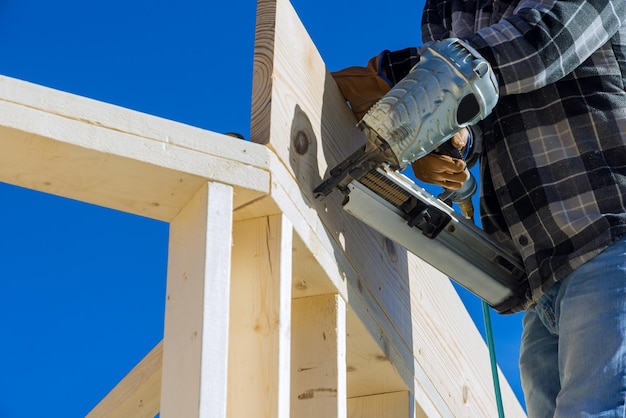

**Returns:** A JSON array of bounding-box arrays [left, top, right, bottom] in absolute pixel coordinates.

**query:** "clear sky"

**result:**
[[0, 0, 526, 416]]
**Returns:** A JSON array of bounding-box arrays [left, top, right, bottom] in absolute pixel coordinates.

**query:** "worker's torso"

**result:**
[[423, 0, 626, 310]]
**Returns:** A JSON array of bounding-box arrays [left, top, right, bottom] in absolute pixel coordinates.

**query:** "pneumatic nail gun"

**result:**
[[314, 38, 528, 314]]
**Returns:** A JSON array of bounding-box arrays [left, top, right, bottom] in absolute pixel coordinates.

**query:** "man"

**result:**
[[334, 1, 626, 416]]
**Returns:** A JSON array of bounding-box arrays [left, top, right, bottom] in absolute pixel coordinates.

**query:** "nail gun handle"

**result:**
[[433, 138, 467, 200], [435, 138, 476, 220]]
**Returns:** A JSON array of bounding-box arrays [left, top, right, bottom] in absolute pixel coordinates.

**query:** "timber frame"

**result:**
[[0, 0, 526, 416]]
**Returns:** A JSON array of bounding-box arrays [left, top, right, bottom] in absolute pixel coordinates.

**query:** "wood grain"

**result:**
[[228, 215, 293, 417], [86, 341, 163, 418], [251, 0, 526, 416], [160, 182, 233, 418]]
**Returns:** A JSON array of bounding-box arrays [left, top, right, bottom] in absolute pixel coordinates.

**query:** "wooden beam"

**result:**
[[160, 182, 233, 418], [227, 214, 293, 417], [251, 0, 526, 416], [291, 294, 347, 418], [86, 341, 162, 418], [266, 151, 413, 402], [0, 75, 269, 222]]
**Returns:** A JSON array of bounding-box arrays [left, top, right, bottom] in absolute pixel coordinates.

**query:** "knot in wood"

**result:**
[[384, 238, 398, 263], [293, 130, 309, 155]]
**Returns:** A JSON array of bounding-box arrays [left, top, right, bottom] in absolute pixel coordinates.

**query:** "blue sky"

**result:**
[[0, 0, 525, 416]]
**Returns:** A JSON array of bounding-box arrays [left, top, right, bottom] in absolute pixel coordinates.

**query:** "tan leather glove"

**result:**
[[332, 54, 392, 120], [411, 129, 470, 190]]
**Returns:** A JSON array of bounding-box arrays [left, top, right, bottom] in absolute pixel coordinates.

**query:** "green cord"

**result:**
[[461, 191, 505, 416], [482, 299, 505, 418]]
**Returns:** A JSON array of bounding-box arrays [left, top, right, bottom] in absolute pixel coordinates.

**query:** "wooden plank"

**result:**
[[251, 0, 445, 408], [291, 294, 347, 418], [292, 232, 344, 299], [268, 153, 349, 300], [252, 0, 363, 163], [251, 0, 526, 416], [267, 152, 428, 406], [86, 341, 162, 418], [345, 308, 407, 399], [160, 182, 233, 418], [347, 391, 410, 418], [227, 214, 293, 417], [0, 75, 270, 171], [0, 76, 270, 222], [405, 254, 527, 417], [253, 67, 447, 414]]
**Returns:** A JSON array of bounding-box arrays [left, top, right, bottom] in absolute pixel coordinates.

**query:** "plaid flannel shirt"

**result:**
[[384, 0, 626, 312]]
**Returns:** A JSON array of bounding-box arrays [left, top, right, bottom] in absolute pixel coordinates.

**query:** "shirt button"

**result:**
[[518, 235, 528, 246]]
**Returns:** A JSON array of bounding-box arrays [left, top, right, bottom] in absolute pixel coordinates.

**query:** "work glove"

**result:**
[[412, 129, 470, 190], [332, 54, 393, 120]]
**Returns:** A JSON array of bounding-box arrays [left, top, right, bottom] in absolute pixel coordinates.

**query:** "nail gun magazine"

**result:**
[[314, 38, 529, 314]]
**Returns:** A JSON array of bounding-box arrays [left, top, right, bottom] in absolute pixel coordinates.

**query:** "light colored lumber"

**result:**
[[345, 308, 407, 399], [0, 0, 529, 414], [0, 37, 366, 403], [291, 294, 347, 418], [0, 75, 270, 171], [227, 214, 293, 417], [251, 0, 436, 406], [0, 76, 269, 222], [266, 151, 417, 402], [86, 341, 162, 418], [291, 232, 344, 298], [160, 182, 233, 418], [267, 153, 350, 299], [251, 0, 526, 416], [347, 391, 410, 418], [405, 254, 525, 417]]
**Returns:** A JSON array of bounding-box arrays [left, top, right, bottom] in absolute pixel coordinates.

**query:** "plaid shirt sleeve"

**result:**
[[379, 48, 420, 86]]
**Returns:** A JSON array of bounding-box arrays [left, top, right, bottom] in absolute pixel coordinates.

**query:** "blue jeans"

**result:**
[[519, 236, 626, 417]]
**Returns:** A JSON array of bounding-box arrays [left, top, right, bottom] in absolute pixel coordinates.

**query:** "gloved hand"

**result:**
[[411, 129, 470, 190], [332, 54, 392, 120]]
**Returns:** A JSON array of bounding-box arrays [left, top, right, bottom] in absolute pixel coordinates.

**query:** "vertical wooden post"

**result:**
[[291, 294, 347, 418], [160, 182, 234, 418], [227, 214, 293, 417]]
